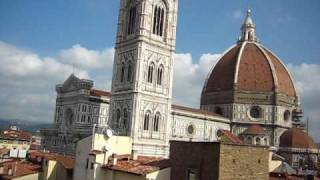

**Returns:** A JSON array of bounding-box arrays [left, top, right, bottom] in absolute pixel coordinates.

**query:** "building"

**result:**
[[0, 151, 74, 180], [200, 9, 303, 146], [169, 141, 270, 180], [0, 160, 42, 180], [73, 133, 170, 180], [41, 75, 111, 155], [278, 128, 319, 172], [0, 126, 32, 150], [41, 0, 306, 158]]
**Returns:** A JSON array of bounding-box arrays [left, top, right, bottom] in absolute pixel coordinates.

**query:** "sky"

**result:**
[[0, 0, 319, 140]]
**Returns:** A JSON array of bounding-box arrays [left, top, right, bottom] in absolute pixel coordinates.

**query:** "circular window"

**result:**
[[284, 110, 290, 121], [186, 124, 195, 135], [250, 106, 262, 119]]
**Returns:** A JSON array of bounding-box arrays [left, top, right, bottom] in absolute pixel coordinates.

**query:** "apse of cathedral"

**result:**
[[41, 1, 304, 157]]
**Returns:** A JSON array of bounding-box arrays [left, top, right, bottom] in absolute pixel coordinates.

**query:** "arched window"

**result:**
[[120, 63, 125, 82], [256, 137, 261, 145], [153, 113, 160, 132], [127, 6, 137, 35], [123, 108, 128, 129], [116, 109, 121, 128], [143, 111, 151, 131], [127, 63, 132, 82], [284, 110, 290, 121], [147, 63, 154, 83], [152, 5, 165, 36], [157, 65, 163, 85]]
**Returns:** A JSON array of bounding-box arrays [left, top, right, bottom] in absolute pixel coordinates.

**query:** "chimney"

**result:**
[[112, 154, 117, 166], [131, 150, 138, 161], [113, 157, 117, 166], [8, 167, 12, 176]]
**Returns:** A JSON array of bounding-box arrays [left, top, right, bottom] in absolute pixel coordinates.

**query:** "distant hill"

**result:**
[[0, 119, 52, 135]]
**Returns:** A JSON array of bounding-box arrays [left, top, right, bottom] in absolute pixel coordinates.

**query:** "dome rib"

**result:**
[[201, 44, 238, 94], [262, 46, 297, 98], [233, 41, 247, 84], [255, 43, 279, 91], [201, 41, 297, 99]]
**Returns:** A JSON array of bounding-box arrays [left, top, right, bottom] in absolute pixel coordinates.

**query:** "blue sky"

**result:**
[[1, 0, 320, 63], [0, 0, 319, 140]]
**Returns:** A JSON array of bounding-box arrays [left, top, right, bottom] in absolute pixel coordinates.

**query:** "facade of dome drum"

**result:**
[[200, 9, 302, 146]]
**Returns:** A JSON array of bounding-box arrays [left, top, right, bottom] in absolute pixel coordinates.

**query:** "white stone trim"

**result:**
[[254, 42, 279, 90], [233, 41, 247, 84], [201, 44, 237, 95]]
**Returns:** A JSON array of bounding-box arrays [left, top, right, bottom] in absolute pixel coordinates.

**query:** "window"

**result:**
[[157, 65, 163, 85], [123, 109, 128, 129], [86, 158, 89, 169], [147, 63, 155, 83], [152, 6, 165, 36], [250, 106, 262, 119], [127, 6, 137, 35], [120, 63, 125, 82], [116, 109, 121, 128], [256, 137, 261, 145], [144, 112, 151, 131], [284, 110, 290, 121], [187, 124, 195, 135], [127, 63, 132, 82], [153, 113, 160, 132]]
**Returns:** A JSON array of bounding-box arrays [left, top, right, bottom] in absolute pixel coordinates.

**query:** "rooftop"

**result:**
[[102, 156, 170, 175], [0, 161, 41, 180]]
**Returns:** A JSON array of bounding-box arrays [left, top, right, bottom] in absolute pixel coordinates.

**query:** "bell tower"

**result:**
[[109, 0, 178, 156]]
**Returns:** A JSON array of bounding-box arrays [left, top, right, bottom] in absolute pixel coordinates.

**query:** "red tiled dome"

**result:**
[[279, 128, 316, 149], [201, 41, 296, 104]]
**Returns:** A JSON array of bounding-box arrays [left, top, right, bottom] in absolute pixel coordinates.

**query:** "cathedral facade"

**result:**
[[42, 0, 303, 157]]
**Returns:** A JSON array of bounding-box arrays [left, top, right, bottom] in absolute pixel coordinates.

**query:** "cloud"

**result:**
[[172, 53, 221, 107], [287, 63, 320, 142], [0, 41, 113, 123]]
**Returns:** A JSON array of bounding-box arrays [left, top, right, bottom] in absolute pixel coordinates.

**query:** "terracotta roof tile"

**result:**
[[280, 128, 316, 149], [172, 104, 222, 117], [90, 89, 111, 97], [202, 42, 297, 105], [0, 130, 32, 141], [241, 124, 266, 135], [28, 151, 74, 170], [102, 156, 170, 175], [0, 161, 41, 179], [219, 130, 242, 144]]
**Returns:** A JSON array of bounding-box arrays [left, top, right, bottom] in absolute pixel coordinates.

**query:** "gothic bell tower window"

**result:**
[[152, 5, 165, 36], [127, 6, 137, 35], [153, 112, 161, 132], [157, 65, 164, 85], [120, 63, 125, 82], [127, 62, 132, 82], [144, 111, 151, 131], [147, 63, 155, 83]]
